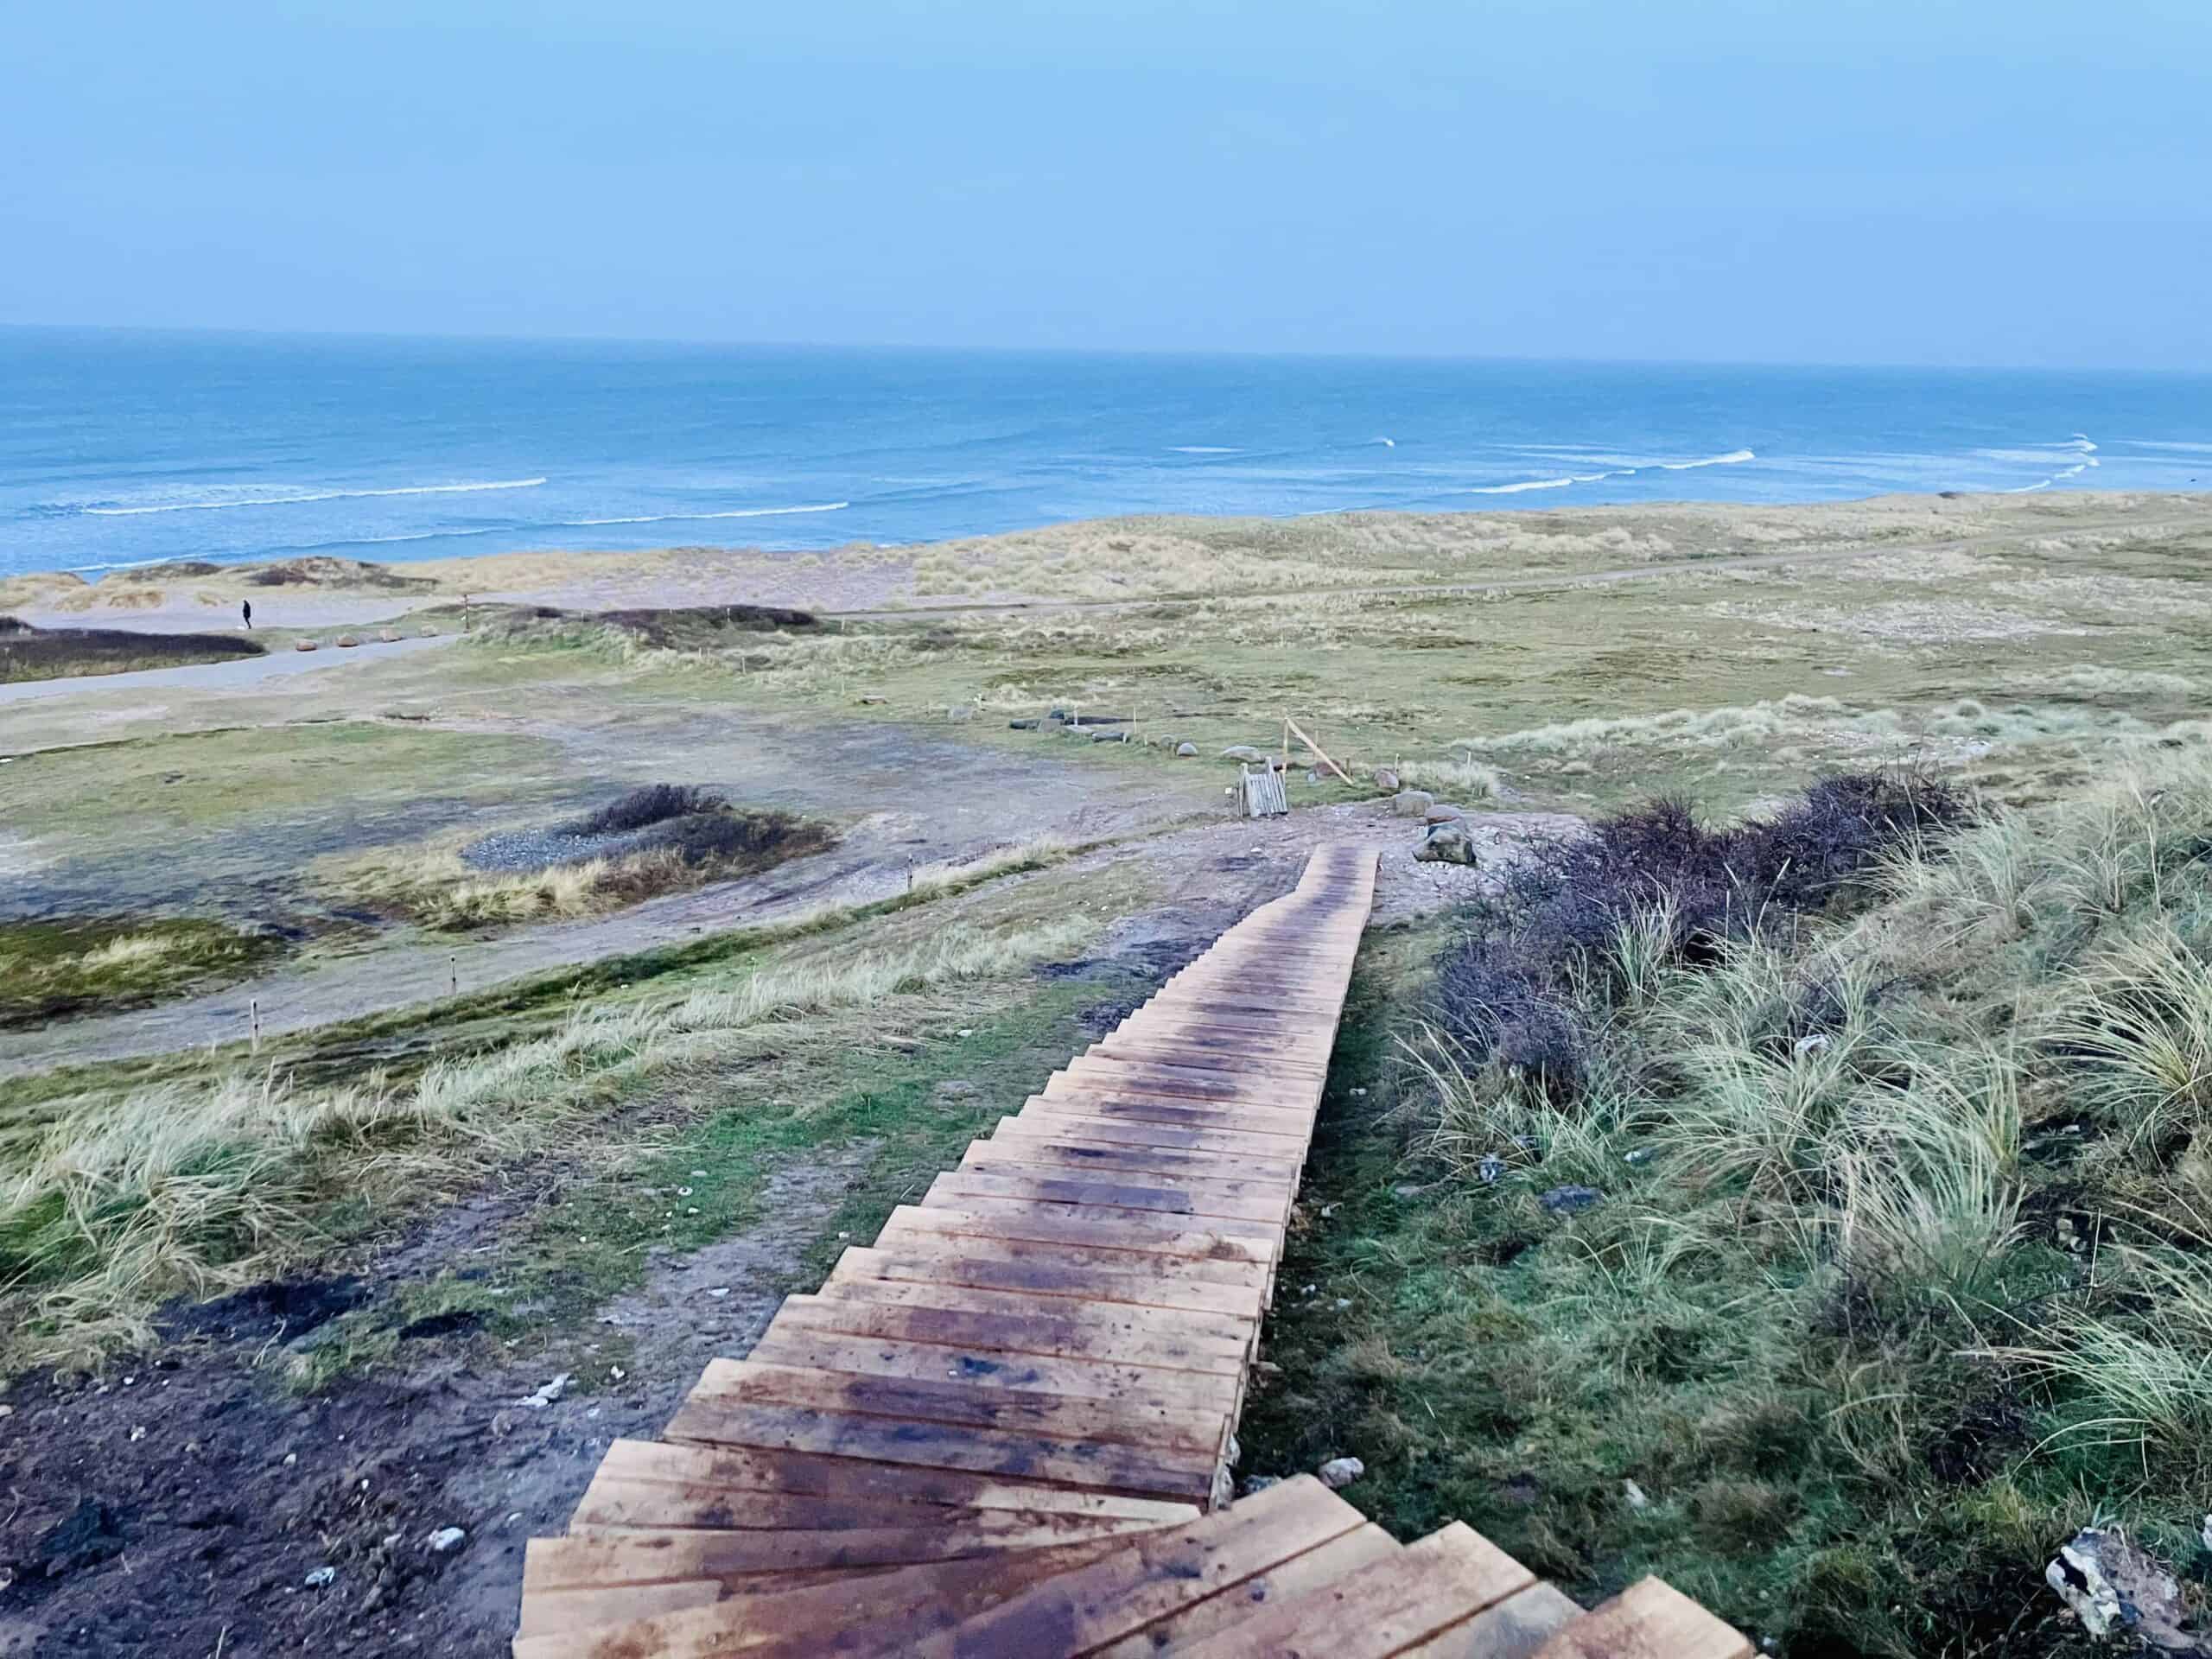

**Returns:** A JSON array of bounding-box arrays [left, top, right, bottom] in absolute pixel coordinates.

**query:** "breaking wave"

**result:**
[[78, 477, 549, 516]]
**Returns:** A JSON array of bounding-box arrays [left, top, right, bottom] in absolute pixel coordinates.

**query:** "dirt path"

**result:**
[[0, 632, 454, 708], [0, 1153, 867, 1659]]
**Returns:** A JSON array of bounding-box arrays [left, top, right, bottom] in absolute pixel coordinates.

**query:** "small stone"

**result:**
[[1540, 1185, 1605, 1216], [1477, 1153, 1506, 1185], [306, 1566, 337, 1589], [706, 1287, 731, 1299], [293, 639, 320, 652], [1317, 1457, 1365, 1490], [1794, 1034, 1832, 1057], [378, 629, 401, 644], [690, 1169, 708, 1177], [1624, 1147, 1657, 1166], [1176, 742, 1198, 758], [1623, 1479, 1650, 1510], [1240, 1474, 1282, 1497], [857, 694, 887, 705], [380, 1532, 403, 1550], [283, 1452, 297, 1466], [0, 1405, 12, 1418], [424, 1526, 467, 1555], [517, 1373, 572, 1408], [1372, 766, 1401, 792], [334, 634, 361, 649]]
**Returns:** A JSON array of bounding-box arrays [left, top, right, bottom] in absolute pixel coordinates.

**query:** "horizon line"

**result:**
[[3, 319, 2208, 380]]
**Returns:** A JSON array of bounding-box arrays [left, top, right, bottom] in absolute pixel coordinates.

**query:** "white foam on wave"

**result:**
[[566, 502, 849, 528], [1652, 448, 1757, 471], [1459, 475, 1581, 495], [79, 477, 549, 516], [1167, 446, 1240, 455]]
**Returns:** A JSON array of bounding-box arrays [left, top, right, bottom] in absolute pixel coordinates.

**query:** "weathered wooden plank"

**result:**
[[876, 1203, 1274, 1271], [662, 1396, 1220, 1503], [971, 1133, 1305, 1188], [1085, 1522, 1402, 1659], [868, 1217, 1272, 1292], [805, 1277, 1260, 1353], [512, 1540, 1132, 1659], [1526, 1578, 1753, 1659], [1398, 1582, 1585, 1659], [992, 1111, 1310, 1161], [928, 1167, 1288, 1226], [742, 1327, 1244, 1420], [682, 1357, 1230, 1456], [1020, 1091, 1316, 1136], [571, 1438, 1196, 1529], [891, 1200, 1277, 1264], [898, 1476, 1367, 1658], [764, 1292, 1254, 1375], [830, 1244, 1268, 1319], [1168, 1522, 1533, 1658], [955, 1154, 1294, 1222]]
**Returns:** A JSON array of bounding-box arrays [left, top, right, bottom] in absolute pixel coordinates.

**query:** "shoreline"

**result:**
[[3, 487, 2207, 637]]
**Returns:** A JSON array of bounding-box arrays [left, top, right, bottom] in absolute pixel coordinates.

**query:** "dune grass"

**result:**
[[0, 912, 1096, 1370], [1240, 754, 2212, 1656], [0, 917, 279, 1027]]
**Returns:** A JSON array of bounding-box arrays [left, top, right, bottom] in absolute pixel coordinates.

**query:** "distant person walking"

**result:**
[[241, 600, 252, 630]]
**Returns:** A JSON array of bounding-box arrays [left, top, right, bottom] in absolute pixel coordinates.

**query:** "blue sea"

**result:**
[[5, 327, 2211, 583]]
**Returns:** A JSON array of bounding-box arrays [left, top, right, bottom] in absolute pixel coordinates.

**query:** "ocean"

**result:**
[[5, 327, 2210, 583]]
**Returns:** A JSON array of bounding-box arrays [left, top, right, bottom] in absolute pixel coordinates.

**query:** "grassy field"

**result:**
[[452, 494, 2212, 823]]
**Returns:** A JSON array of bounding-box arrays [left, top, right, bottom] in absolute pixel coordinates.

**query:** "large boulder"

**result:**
[[1392, 789, 1433, 817], [1221, 745, 1274, 765], [1176, 742, 1198, 758], [1414, 820, 1478, 867], [1373, 766, 1402, 793]]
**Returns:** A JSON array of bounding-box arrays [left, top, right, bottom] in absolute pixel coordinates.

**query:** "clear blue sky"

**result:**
[[4, 1, 2207, 368]]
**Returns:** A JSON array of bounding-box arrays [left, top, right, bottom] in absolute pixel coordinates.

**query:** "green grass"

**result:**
[[0, 915, 280, 1027], [0, 720, 565, 855], [1241, 755, 2212, 1657]]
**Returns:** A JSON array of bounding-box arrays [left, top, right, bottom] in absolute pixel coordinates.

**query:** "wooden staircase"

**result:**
[[512, 845, 1750, 1657]]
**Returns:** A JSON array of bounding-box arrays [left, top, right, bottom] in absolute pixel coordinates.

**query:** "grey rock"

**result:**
[[1477, 1154, 1506, 1185], [1316, 1456, 1365, 1490], [1007, 717, 1039, 730], [1221, 745, 1274, 764], [1539, 1185, 1605, 1216], [1176, 742, 1198, 758], [1373, 766, 1402, 792], [1091, 729, 1128, 743], [1414, 821, 1478, 866], [424, 1526, 467, 1554], [1392, 789, 1434, 817], [2044, 1527, 2199, 1650], [933, 1080, 978, 1100], [1624, 1147, 1657, 1166], [305, 1566, 337, 1589], [1240, 1474, 1282, 1497], [1423, 804, 1466, 824]]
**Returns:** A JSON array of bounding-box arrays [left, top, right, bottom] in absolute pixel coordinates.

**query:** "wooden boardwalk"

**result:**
[[513, 844, 1749, 1658]]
